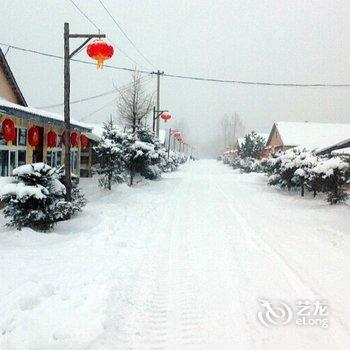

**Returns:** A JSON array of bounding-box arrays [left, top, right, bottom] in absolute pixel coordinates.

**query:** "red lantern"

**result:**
[[2, 118, 15, 144], [47, 130, 57, 148], [80, 134, 89, 149], [28, 126, 41, 147], [161, 113, 171, 123], [87, 40, 114, 69], [71, 132, 78, 147], [173, 131, 181, 139]]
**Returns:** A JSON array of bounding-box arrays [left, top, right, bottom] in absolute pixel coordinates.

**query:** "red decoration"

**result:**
[[2, 118, 15, 144], [87, 40, 114, 69], [71, 132, 78, 147], [161, 113, 171, 123], [80, 134, 89, 149], [28, 126, 41, 147], [47, 130, 57, 148], [173, 131, 181, 139]]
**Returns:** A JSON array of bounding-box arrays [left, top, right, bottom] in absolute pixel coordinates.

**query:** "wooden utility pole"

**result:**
[[154, 70, 164, 137], [167, 128, 172, 159], [64, 23, 71, 201], [63, 22, 105, 201]]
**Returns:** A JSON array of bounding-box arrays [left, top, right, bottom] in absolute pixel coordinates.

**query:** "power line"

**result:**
[[0, 42, 150, 74], [163, 73, 350, 87], [2, 42, 350, 88], [67, 0, 141, 67], [97, 0, 156, 69], [67, 0, 100, 31], [38, 74, 153, 109], [79, 75, 155, 121]]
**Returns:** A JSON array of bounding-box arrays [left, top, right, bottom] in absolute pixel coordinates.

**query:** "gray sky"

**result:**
[[2, 0, 350, 157]]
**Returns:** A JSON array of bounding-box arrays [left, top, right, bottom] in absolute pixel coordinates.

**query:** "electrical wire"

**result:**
[[97, 0, 156, 69], [38, 73, 153, 109], [67, 0, 142, 67], [1, 42, 350, 88]]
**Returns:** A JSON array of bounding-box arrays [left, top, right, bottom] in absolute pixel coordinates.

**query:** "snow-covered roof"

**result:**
[[331, 147, 350, 156], [0, 97, 91, 132], [272, 121, 350, 150]]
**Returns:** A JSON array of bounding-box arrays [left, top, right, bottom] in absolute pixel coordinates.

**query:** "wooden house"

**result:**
[[0, 47, 94, 177], [266, 121, 350, 155]]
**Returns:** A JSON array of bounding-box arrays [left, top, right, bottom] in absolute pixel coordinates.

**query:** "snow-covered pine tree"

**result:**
[[239, 131, 266, 159], [94, 120, 127, 190], [0, 163, 86, 231]]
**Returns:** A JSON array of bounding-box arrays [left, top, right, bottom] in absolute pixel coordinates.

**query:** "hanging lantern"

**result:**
[[47, 130, 57, 148], [80, 134, 89, 149], [1, 118, 15, 145], [87, 40, 114, 69], [173, 131, 181, 139], [28, 126, 41, 148], [71, 132, 78, 147], [161, 113, 171, 123]]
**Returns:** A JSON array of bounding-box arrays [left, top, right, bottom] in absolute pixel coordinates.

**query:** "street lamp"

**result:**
[[63, 22, 112, 200]]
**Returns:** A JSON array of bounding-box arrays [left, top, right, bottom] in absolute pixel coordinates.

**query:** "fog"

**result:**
[[2, 0, 350, 158]]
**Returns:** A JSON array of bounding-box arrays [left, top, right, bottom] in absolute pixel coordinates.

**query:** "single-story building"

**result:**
[[0, 47, 94, 177], [266, 121, 350, 155]]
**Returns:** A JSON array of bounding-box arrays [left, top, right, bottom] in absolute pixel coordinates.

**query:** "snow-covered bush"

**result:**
[[0, 163, 86, 231], [310, 157, 350, 204], [264, 148, 350, 204]]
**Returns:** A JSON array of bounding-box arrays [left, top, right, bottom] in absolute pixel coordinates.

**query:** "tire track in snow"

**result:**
[[212, 178, 350, 349]]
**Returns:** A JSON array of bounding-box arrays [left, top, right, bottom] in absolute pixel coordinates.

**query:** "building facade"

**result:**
[[0, 48, 94, 177]]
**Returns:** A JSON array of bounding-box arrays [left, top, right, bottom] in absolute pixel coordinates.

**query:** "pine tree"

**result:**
[[239, 131, 266, 159], [94, 120, 127, 190], [1, 163, 86, 231]]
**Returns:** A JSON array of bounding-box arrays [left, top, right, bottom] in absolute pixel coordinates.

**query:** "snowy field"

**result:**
[[0, 160, 349, 349]]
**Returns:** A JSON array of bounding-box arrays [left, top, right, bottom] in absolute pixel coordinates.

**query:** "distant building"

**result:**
[[0, 47, 94, 177], [266, 121, 350, 154], [316, 138, 350, 157]]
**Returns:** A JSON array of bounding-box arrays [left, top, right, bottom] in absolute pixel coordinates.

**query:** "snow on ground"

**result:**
[[0, 160, 349, 349]]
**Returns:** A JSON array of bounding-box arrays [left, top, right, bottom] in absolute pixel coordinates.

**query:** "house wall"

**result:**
[[267, 126, 284, 148], [0, 113, 91, 177], [0, 66, 19, 104]]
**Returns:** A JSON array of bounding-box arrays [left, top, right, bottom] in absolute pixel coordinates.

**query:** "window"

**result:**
[[18, 128, 27, 146], [0, 150, 9, 176], [46, 133, 62, 168], [70, 150, 78, 175], [0, 123, 27, 176]]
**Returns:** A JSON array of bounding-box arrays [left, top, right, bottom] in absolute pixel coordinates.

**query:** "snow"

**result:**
[[0, 160, 349, 349], [312, 157, 348, 176], [0, 182, 46, 200], [274, 121, 350, 150]]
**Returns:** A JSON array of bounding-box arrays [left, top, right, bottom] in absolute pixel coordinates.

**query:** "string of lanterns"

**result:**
[[1, 118, 89, 149]]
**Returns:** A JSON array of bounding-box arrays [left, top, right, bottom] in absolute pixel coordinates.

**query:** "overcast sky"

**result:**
[[2, 0, 350, 157]]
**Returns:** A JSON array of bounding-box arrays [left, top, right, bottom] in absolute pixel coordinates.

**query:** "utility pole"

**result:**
[[167, 128, 172, 158], [153, 70, 164, 137], [64, 22, 105, 200]]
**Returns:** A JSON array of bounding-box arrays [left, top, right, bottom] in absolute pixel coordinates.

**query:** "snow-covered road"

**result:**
[[1, 160, 349, 349]]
